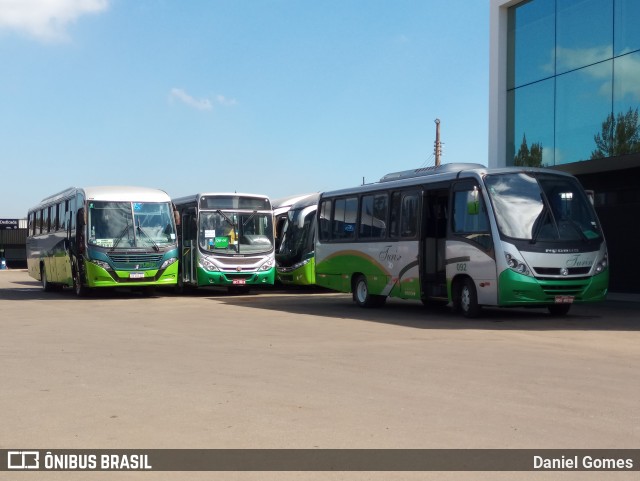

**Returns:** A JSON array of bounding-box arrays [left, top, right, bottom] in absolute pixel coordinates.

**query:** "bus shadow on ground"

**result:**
[[215, 289, 640, 332], [0, 280, 178, 301]]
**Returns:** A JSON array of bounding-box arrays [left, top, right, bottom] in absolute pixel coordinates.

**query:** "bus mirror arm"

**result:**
[[173, 205, 181, 226]]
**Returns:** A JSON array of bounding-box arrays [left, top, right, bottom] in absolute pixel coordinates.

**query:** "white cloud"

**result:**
[[215, 95, 237, 106], [0, 0, 109, 42], [169, 88, 213, 111], [169, 88, 237, 111]]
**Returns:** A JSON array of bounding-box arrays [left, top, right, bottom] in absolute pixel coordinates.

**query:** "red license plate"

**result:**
[[232, 279, 246, 285], [555, 295, 574, 304]]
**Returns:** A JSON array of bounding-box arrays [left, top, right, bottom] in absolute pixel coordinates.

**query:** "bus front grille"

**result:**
[[538, 279, 589, 298], [107, 253, 163, 269], [534, 267, 591, 276]]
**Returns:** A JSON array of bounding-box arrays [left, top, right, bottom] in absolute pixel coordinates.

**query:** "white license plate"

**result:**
[[555, 295, 574, 304], [232, 279, 246, 285], [130, 272, 145, 279]]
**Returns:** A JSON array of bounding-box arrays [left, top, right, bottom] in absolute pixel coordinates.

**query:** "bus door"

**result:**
[[449, 180, 497, 306], [421, 188, 449, 302], [181, 209, 197, 285]]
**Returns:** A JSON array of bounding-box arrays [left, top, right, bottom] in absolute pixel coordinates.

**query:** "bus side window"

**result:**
[[390, 191, 419, 238], [318, 200, 332, 241], [400, 192, 419, 237], [54, 203, 60, 231], [332, 197, 357, 240], [452, 185, 491, 249], [360, 193, 388, 239], [44, 207, 50, 233]]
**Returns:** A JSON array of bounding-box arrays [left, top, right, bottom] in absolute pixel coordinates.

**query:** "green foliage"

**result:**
[[514, 134, 543, 167], [591, 107, 640, 159]]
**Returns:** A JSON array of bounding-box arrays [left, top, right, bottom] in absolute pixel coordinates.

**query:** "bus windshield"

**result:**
[[276, 205, 315, 266], [199, 210, 274, 254], [88, 201, 177, 249], [484, 172, 603, 242]]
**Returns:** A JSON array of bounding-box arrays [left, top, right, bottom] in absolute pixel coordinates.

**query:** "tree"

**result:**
[[591, 107, 640, 159], [514, 133, 543, 167]]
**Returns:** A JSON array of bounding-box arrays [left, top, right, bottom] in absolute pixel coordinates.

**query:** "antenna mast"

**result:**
[[434, 118, 442, 166]]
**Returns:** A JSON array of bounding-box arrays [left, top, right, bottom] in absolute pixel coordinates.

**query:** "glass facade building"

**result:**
[[491, 0, 640, 292], [507, 0, 640, 167]]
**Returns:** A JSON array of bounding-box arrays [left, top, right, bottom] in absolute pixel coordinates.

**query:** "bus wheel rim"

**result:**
[[461, 286, 470, 311], [357, 281, 367, 302]]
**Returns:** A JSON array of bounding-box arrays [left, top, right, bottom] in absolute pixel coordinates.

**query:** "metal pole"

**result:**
[[434, 118, 441, 167]]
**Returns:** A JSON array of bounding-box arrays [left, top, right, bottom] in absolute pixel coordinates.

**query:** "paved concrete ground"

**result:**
[[1, 269, 638, 481]]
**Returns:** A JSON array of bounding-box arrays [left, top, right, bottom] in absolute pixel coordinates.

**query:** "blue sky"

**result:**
[[0, 0, 489, 219]]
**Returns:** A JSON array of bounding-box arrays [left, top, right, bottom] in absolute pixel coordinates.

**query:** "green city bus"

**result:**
[[275, 193, 319, 286], [26, 186, 179, 296], [173, 193, 275, 292]]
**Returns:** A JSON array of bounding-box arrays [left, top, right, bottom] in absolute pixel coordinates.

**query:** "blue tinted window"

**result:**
[[508, 78, 555, 166], [614, 51, 640, 113], [556, 61, 613, 163], [615, 0, 640, 55], [507, 0, 639, 167], [508, 0, 555, 88], [556, 0, 613, 75]]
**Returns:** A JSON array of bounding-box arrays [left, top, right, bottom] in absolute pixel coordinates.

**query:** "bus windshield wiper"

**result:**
[[110, 221, 132, 252], [530, 205, 549, 244], [216, 210, 239, 252], [136, 220, 159, 251], [216, 209, 236, 228], [242, 211, 258, 227]]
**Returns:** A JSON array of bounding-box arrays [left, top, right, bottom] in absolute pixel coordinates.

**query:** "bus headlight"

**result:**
[[505, 253, 531, 277], [199, 257, 219, 272], [259, 259, 275, 271], [160, 257, 177, 269], [594, 252, 608, 273], [90, 259, 112, 271], [292, 258, 311, 270]]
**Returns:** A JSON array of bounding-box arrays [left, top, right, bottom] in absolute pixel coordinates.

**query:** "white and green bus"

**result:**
[[27, 186, 179, 296], [315, 164, 609, 317], [273, 193, 317, 252], [173, 193, 275, 291], [276, 193, 319, 286]]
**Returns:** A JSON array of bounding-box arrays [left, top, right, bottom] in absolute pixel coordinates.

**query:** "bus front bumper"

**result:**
[[197, 267, 275, 287], [498, 269, 609, 306], [85, 262, 179, 288]]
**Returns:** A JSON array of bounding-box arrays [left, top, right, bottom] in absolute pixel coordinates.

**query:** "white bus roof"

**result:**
[[32, 186, 171, 210], [173, 192, 270, 204], [322, 164, 576, 199], [83, 186, 171, 202], [272, 193, 317, 216]]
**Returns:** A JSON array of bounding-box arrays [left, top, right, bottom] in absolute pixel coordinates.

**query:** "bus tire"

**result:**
[[454, 278, 481, 318], [353, 275, 385, 308], [41, 265, 54, 292], [72, 262, 89, 297], [548, 304, 571, 316]]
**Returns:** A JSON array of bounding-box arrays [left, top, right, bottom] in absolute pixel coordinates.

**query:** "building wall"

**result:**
[[0, 228, 27, 268]]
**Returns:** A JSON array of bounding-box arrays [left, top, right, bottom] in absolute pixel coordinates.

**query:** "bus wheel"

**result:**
[[457, 278, 480, 318], [73, 267, 89, 297], [41, 265, 53, 292], [353, 275, 385, 308], [548, 304, 571, 316]]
